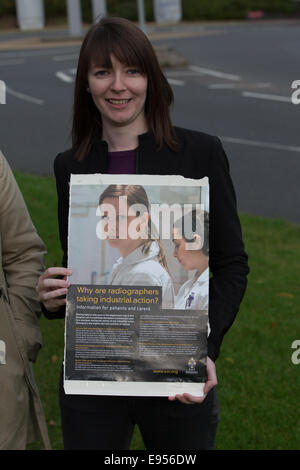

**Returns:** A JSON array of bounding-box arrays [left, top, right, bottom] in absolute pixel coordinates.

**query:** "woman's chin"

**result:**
[[107, 238, 120, 247]]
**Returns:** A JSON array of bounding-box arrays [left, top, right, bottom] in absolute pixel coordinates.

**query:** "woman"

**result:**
[[0, 151, 50, 450], [99, 184, 174, 309], [173, 210, 209, 312], [37, 17, 249, 450]]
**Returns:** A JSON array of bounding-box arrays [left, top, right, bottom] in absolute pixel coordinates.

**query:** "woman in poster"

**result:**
[[172, 210, 209, 312], [98, 184, 174, 309], [37, 17, 249, 450]]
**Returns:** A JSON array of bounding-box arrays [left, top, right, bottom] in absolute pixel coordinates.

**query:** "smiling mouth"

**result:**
[[106, 99, 132, 104]]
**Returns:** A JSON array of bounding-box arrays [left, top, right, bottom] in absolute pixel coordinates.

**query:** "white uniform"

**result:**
[[175, 268, 209, 311], [108, 241, 174, 309], [175, 268, 210, 335]]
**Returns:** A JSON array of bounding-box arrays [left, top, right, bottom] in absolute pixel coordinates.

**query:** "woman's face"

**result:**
[[88, 55, 148, 133], [100, 197, 148, 256], [172, 228, 201, 271]]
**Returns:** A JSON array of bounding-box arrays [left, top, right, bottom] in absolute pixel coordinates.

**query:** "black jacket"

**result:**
[[49, 126, 249, 362]]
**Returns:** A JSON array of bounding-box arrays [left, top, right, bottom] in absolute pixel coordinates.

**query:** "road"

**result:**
[[0, 20, 299, 223]]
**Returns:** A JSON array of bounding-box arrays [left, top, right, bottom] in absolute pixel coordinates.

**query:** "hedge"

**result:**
[[0, 0, 299, 22]]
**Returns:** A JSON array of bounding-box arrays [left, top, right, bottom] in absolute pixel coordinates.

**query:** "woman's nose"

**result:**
[[111, 72, 126, 92]]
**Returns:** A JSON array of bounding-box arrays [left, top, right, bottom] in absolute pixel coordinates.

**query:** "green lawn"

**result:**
[[14, 170, 300, 451]]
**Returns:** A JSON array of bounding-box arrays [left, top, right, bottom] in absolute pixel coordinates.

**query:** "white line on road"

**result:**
[[53, 54, 78, 61], [242, 91, 291, 103], [56, 71, 74, 83], [6, 86, 44, 105], [189, 65, 241, 81], [209, 82, 271, 89], [0, 59, 25, 66], [0, 49, 78, 59], [166, 70, 200, 77], [220, 136, 300, 153], [167, 78, 185, 86]]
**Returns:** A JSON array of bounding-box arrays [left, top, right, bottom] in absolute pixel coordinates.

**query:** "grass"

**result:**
[[14, 170, 300, 451]]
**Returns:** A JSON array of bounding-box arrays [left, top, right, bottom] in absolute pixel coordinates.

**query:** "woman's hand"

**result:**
[[168, 357, 217, 404], [36, 267, 72, 313]]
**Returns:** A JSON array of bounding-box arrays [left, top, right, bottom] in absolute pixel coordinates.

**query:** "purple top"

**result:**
[[107, 149, 136, 174]]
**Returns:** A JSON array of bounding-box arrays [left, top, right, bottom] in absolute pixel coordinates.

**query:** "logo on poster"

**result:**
[[187, 357, 197, 372]]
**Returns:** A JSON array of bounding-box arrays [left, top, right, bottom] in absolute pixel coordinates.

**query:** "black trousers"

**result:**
[[59, 371, 219, 450]]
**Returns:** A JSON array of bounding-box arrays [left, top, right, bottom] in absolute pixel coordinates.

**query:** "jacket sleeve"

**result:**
[[54, 153, 69, 268], [0, 151, 47, 361], [41, 153, 69, 320], [207, 137, 249, 361]]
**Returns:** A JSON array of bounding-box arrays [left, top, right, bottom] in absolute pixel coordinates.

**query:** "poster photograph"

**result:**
[[64, 174, 210, 397]]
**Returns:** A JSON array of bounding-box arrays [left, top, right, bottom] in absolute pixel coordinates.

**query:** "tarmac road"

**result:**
[[0, 20, 299, 223]]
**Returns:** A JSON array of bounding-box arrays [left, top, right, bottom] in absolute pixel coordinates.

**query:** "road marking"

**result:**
[[0, 49, 78, 59], [6, 86, 44, 105], [189, 65, 241, 81], [166, 70, 198, 77], [242, 91, 291, 103], [209, 82, 271, 89], [53, 54, 78, 62], [220, 136, 300, 153], [167, 78, 185, 86], [0, 58, 25, 66], [56, 71, 74, 83]]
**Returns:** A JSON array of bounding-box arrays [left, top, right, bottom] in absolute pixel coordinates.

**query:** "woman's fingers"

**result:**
[[40, 267, 72, 280], [168, 393, 206, 405], [168, 358, 217, 405], [40, 277, 70, 290], [39, 287, 69, 301], [37, 267, 72, 312]]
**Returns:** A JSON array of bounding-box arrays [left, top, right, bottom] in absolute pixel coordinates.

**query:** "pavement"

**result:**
[[0, 20, 233, 67], [1, 17, 300, 72], [1, 18, 299, 60]]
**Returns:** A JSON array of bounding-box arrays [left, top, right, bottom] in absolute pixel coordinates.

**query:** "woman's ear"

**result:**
[[186, 233, 202, 251], [193, 233, 203, 250], [139, 212, 150, 235]]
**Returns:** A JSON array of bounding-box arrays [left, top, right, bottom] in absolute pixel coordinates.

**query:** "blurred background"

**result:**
[[0, 0, 299, 451]]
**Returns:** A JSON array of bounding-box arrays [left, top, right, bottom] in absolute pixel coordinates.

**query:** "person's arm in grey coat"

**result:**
[[0, 151, 46, 361]]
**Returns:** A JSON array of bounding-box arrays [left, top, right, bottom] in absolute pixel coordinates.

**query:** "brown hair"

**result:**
[[99, 184, 169, 272], [173, 209, 209, 256], [72, 17, 178, 161]]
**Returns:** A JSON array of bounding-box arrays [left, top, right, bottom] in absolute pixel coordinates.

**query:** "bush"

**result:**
[[0, 0, 15, 17], [42, 0, 153, 22], [181, 0, 298, 20], [1, 0, 298, 22], [43, 0, 66, 17]]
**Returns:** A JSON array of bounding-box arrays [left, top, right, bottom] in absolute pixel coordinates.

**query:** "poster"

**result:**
[[64, 174, 210, 397]]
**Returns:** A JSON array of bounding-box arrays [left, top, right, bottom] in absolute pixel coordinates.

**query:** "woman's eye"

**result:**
[[95, 70, 108, 77], [127, 69, 140, 75]]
